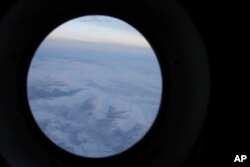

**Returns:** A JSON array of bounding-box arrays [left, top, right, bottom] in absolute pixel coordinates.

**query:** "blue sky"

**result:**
[[47, 15, 151, 48]]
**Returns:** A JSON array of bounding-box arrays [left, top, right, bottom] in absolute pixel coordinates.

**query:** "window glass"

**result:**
[[27, 15, 162, 158]]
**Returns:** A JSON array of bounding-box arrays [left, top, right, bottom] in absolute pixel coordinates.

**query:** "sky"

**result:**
[[47, 15, 151, 48]]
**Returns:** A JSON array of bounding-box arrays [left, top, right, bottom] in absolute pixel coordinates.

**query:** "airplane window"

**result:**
[[27, 15, 162, 158]]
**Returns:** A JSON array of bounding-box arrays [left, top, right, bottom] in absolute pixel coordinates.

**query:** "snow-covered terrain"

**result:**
[[27, 16, 162, 158]]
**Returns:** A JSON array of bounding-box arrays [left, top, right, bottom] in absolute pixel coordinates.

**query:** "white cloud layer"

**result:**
[[27, 16, 162, 158]]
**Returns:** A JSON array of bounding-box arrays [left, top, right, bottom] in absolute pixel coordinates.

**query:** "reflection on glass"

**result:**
[[27, 15, 162, 158]]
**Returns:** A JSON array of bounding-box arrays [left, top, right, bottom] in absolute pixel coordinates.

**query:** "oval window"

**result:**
[[27, 15, 162, 158]]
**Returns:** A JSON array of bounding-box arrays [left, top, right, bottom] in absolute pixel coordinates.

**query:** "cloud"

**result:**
[[27, 26, 162, 157]]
